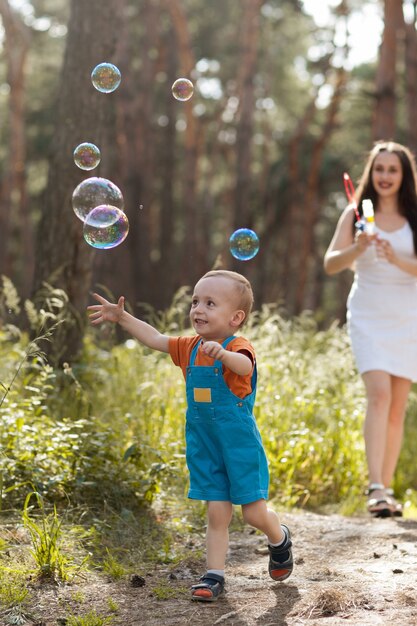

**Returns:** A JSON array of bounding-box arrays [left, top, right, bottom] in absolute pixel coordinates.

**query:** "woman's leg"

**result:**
[[205, 501, 233, 570], [382, 375, 411, 487], [362, 370, 391, 487]]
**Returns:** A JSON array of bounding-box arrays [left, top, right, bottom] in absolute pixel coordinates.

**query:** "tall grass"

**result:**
[[1, 281, 416, 516]]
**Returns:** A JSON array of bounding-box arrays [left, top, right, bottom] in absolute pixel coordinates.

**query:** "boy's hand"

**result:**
[[87, 293, 125, 325], [201, 341, 224, 360], [202, 340, 253, 375]]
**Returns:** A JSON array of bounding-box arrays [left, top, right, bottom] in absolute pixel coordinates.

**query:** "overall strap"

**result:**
[[189, 339, 203, 366], [188, 336, 236, 367]]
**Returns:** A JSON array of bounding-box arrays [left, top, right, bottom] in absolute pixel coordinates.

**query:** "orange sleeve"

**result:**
[[169, 336, 200, 379], [224, 337, 255, 398]]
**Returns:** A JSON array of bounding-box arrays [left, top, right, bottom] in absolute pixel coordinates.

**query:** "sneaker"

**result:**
[[268, 524, 293, 581]]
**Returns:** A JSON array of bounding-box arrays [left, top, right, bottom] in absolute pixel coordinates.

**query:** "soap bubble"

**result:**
[[83, 205, 129, 249], [229, 228, 260, 261], [91, 62, 121, 93], [72, 177, 124, 222], [172, 78, 194, 101], [73, 142, 101, 171]]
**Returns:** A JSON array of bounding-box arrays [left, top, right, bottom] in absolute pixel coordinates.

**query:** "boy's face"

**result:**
[[190, 276, 244, 340]]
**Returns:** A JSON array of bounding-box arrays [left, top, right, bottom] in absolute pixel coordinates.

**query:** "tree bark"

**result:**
[[33, 0, 121, 364], [100, 0, 160, 308], [233, 0, 262, 232], [372, 0, 404, 141], [163, 0, 201, 285], [404, 4, 417, 155], [0, 0, 31, 292], [295, 67, 347, 313]]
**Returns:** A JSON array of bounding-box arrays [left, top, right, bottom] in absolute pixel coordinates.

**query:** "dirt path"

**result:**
[[26, 510, 417, 626]]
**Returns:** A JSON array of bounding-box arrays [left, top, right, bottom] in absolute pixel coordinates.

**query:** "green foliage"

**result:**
[[22, 492, 80, 581], [0, 566, 33, 626], [66, 611, 113, 626], [1, 288, 416, 519], [247, 308, 368, 508], [0, 569, 31, 609], [151, 583, 182, 600], [106, 598, 119, 613], [100, 548, 127, 581]]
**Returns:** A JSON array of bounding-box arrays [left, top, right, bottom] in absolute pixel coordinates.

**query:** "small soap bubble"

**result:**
[[91, 62, 121, 93], [172, 78, 194, 101], [229, 228, 260, 261], [73, 142, 101, 171], [83, 205, 129, 249], [72, 177, 124, 222]]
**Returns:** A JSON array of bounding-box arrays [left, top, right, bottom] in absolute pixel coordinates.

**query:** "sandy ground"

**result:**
[[10, 510, 416, 626]]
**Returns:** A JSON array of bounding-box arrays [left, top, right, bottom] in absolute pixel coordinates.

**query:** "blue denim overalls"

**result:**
[[185, 336, 269, 505]]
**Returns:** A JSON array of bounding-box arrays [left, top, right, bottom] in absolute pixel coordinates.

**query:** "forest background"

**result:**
[[1, 0, 416, 363], [1, 2, 417, 622]]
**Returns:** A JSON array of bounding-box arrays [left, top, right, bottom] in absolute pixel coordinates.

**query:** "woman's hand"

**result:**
[[354, 230, 377, 253], [87, 293, 125, 325], [375, 238, 397, 264]]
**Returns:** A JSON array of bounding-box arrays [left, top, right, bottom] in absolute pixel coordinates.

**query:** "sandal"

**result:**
[[366, 483, 393, 518], [385, 488, 403, 518], [191, 572, 225, 602], [268, 524, 293, 581]]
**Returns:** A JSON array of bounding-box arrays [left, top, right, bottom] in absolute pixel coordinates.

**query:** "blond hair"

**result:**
[[200, 270, 254, 326]]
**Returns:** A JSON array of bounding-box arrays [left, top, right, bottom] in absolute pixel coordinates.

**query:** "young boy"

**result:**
[[88, 269, 293, 601]]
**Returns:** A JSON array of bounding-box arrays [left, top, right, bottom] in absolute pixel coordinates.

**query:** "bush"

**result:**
[[1, 290, 416, 515]]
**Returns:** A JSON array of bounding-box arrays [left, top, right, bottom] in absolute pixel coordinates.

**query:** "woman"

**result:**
[[324, 141, 417, 517]]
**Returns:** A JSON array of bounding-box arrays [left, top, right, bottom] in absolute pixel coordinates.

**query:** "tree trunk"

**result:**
[[0, 0, 31, 292], [372, 0, 404, 141], [404, 5, 417, 155], [281, 99, 317, 309], [99, 0, 160, 309], [33, 0, 121, 364], [233, 0, 262, 231], [164, 0, 201, 285], [295, 67, 347, 313]]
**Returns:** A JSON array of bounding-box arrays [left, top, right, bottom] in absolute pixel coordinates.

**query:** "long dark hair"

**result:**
[[354, 141, 417, 253]]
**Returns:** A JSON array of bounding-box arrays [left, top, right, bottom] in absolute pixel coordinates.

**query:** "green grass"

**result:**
[[1, 282, 416, 521], [22, 492, 88, 581], [0, 569, 31, 608], [100, 548, 127, 580], [66, 611, 113, 626]]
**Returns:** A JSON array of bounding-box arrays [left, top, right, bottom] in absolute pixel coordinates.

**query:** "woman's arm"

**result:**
[[324, 206, 374, 275]]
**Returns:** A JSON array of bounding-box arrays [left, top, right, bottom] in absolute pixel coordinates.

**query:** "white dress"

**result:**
[[347, 221, 417, 381]]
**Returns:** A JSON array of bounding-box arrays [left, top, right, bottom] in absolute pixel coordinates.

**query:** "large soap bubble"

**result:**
[[72, 177, 124, 222], [171, 78, 194, 101], [83, 205, 129, 249], [73, 142, 101, 171], [229, 228, 260, 261], [91, 62, 121, 93]]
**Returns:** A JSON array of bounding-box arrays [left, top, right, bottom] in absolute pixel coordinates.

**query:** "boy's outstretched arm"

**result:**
[[87, 293, 170, 353]]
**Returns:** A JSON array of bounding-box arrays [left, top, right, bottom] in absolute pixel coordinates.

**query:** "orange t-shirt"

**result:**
[[169, 335, 255, 399]]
